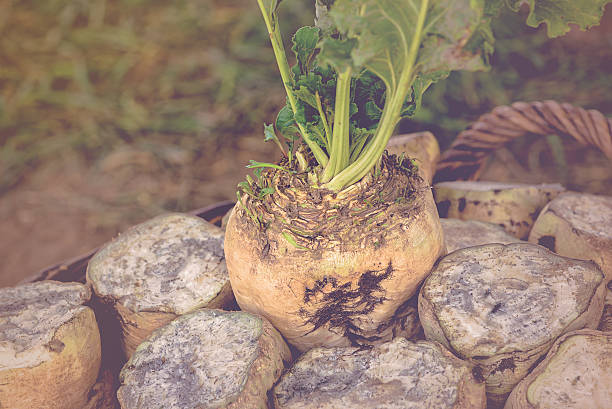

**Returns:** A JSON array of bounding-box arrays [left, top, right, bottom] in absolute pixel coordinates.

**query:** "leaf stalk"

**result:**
[[256, 0, 329, 167], [321, 67, 352, 183], [323, 0, 429, 191]]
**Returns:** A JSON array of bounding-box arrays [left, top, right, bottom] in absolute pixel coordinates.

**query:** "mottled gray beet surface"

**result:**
[[421, 243, 603, 358], [528, 192, 612, 282], [0, 280, 90, 368], [440, 219, 521, 253], [545, 192, 612, 238], [118, 309, 279, 409], [87, 213, 228, 314], [274, 337, 483, 409], [505, 330, 612, 409]]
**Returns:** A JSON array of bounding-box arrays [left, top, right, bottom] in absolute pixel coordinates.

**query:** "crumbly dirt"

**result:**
[[237, 152, 424, 254], [298, 262, 394, 347]]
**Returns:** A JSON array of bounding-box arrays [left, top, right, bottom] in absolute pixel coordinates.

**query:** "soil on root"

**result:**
[[374, 291, 421, 338], [235, 152, 425, 256], [297, 262, 394, 348]]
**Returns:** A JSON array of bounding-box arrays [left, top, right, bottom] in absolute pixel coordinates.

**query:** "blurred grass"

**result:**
[[0, 0, 312, 192]]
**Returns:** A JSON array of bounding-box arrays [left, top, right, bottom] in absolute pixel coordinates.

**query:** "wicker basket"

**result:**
[[435, 100, 612, 183]]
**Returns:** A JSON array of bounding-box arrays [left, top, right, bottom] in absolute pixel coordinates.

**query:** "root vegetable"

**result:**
[[440, 218, 522, 253], [504, 329, 612, 409], [226, 156, 445, 351], [433, 181, 565, 239], [386, 132, 440, 184], [0, 281, 101, 409], [528, 192, 612, 282], [87, 213, 233, 358], [419, 243, 606, 408], [273, 337, 486, 409], [117, 309, 291, 409]]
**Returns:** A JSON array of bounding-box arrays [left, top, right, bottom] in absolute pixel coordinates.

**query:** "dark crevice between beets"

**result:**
[[298, 262, 394, 349], [472, 366, 485, 383], [526, 353, 547, 375], [375, 293, 419, 339], [492, 357, 516, 374], [437, 200, 451, 218], [537, 235, 556, 251], [458, 198, 467, 212]]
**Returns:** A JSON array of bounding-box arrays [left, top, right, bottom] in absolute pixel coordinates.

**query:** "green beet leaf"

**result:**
[[317, 37, 358, 73], [247, 160, 294, 173], [508, 0, 611, 37], [319, 0, 491, 190], [264, 123, 279, 143], [323, 0, 490, 102], [294, 72, 324, 108], [276, 105, 301, 141], [292, 26, 320, 75], [315, 0, 337, 35]]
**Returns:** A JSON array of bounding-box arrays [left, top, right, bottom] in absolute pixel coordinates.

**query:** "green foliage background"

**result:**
[[0, 0, 312, 192], [404, 6, 612, 146], [1, 0, 611, 192]]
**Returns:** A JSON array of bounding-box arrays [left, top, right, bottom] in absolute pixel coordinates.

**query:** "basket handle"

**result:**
[[434, 100, 612, 182]]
